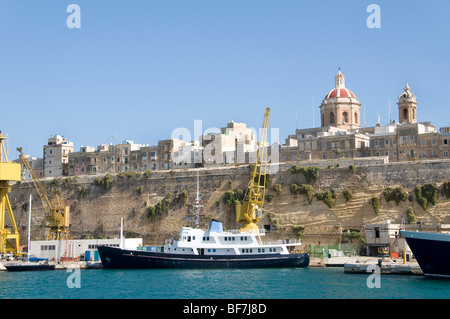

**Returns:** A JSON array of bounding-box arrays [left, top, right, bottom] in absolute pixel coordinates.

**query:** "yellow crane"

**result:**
[[0, 132, 21, 256], [235, 107, 270, 232], [17, 147, 70, 241]]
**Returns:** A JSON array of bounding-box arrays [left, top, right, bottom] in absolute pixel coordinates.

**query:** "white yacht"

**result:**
[[98, 219, 309, 269]]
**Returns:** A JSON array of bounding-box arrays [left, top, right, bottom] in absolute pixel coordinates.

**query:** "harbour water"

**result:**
[[0, 267, 449, 299]]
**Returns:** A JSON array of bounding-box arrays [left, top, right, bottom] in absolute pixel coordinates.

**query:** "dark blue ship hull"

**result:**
[[98, 245, 309, 269], [5, 263, 56, 272], [401, 230, 450, 278]]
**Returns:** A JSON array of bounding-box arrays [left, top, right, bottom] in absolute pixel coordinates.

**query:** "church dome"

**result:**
[[319, 68, 361, 130], [323, 69, 358, 101], [324, 87, 357, 99]]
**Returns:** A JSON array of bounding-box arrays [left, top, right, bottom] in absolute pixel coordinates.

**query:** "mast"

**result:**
[[120, 217, 124, 249], [28, 194, 32, 262]]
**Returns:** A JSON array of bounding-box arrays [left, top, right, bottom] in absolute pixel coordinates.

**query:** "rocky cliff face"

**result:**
[[9, 160, 450, 246]]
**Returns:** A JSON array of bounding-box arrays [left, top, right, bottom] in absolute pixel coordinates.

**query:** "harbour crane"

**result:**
[[0, 132, 21, 256], [235, 107, 270, 233], [17, 147, 70, 241]]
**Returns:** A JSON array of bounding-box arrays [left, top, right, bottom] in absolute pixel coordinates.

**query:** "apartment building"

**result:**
[[15, 154, 44, 180], [68, 141, 147, 176], [43, 135, 74, 177]]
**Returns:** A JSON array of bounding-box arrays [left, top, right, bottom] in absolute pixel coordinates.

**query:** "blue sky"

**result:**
[[1, 1, 449, 159]]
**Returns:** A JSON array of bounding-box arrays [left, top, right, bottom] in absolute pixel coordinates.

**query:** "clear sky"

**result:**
[[1, 0, 449, 159]]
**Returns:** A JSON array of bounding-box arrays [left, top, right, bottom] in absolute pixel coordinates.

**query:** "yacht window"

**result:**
[[187, 236, 191, 242], [225, 237, 227, 241]]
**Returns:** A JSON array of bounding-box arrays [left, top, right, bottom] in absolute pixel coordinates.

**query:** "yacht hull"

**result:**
[[98, 245, 309, 269], [402, 230, 450, 278]]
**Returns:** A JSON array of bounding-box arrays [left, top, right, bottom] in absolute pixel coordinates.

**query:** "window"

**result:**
[[403, 108, 408, 120], [342, 112, 348, 124], [443, 139, 448, 145], [385, 139, 389, 146], [329, 112, 335, 124]]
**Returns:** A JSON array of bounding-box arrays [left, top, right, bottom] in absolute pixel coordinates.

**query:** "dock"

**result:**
[[310, 256, 423, 275]]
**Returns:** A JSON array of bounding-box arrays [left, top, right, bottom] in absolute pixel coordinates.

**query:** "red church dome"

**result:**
[[324, 87, 357, 99], [323, 69, 358, 100]]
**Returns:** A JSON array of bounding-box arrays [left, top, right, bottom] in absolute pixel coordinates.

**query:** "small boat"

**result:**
[[401, 230, 450, 278], [5, 194, 56, 272], [5, 261, 55, 272]]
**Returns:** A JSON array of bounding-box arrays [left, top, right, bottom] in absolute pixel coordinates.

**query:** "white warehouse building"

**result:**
[[29, 238, 142, 261]]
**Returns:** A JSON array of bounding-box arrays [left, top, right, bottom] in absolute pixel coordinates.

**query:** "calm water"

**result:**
[[0, 267, 449, 299]]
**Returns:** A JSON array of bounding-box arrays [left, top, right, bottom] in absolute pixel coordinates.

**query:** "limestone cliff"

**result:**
[[8, 160, 450, 246]]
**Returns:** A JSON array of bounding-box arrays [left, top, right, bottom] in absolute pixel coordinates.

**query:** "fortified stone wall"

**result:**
[[8, 159, 450, 246]]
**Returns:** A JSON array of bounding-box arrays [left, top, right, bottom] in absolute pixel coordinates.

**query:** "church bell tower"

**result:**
[[397, 83, 417, 124]]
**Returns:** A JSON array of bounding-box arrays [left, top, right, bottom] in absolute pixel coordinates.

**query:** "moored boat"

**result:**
[[5, 261, 56, 272], [98, 219, 309, 269], [401, 230, 450, 278]]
